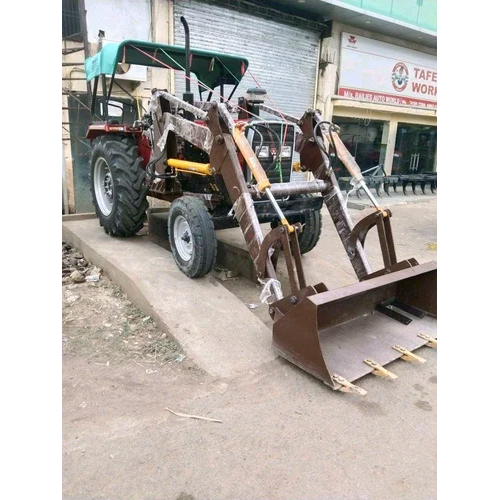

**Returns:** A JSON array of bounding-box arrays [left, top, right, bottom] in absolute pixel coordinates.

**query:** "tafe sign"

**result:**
[[338, 33, 437, 108]]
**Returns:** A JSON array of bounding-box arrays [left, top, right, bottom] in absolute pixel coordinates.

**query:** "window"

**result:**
[[332, 117, 388, 177], [393, 123, 437, 174], [62, 0, 81, 40]]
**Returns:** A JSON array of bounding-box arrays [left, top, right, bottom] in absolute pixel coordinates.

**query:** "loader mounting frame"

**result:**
[[140, 93, 437, 393]]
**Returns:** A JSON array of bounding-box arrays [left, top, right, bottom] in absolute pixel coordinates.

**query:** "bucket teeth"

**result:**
[[418, 333, 437, 348], [392, 345, 426, 363], [331, 374, 367, 396], [364, 359, 398, 379]]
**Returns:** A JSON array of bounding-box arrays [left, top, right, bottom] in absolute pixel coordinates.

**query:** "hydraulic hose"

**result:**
[[245, 123, 282, 173], [145, 148, 169, 179]]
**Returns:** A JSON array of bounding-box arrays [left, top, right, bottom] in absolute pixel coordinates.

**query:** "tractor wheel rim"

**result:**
[[173, 215, 193, 261], [94, 157, 114, 216]]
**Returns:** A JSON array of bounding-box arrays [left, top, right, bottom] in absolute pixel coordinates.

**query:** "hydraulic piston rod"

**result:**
[[232, 123, 294, 232]]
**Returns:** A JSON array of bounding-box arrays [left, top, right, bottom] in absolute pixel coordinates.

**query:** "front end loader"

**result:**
[[83, 18, 436, 394]]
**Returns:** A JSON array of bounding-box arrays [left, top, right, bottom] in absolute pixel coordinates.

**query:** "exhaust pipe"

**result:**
[[180, 16, 194, 109]]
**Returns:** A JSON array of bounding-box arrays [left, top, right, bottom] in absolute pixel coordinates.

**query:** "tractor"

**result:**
[[83, 18, 437, 394]]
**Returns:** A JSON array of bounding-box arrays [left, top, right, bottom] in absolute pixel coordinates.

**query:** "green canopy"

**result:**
[[84, 40, 249, 93]]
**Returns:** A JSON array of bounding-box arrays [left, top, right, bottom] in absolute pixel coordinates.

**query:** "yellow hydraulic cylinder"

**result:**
[[166, 158, 214, 176], [233, 123, 293, 232]]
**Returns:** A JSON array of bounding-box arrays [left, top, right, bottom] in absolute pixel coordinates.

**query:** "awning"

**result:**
[[84, 40, 249, 93]]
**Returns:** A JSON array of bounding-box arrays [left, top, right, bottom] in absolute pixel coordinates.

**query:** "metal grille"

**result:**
[[173, 0, 320, 117], [62, 0, 82, 40], [209, 0, 327, 32]]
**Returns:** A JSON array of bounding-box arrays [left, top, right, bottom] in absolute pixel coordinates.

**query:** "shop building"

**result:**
[[311, 1, 437, 176]]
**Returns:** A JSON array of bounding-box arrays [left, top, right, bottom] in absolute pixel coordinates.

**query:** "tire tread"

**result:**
[[90, 135, 149, 236]]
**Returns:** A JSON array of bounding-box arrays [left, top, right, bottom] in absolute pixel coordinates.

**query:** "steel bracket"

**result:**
[[256, 222, 306, 295], [347, 209, 397, 269]]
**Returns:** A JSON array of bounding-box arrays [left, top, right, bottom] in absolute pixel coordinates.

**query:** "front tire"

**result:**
[[271, 194, 322, 254], [90, 135, 149, 236], [168, 196, 217, 278]]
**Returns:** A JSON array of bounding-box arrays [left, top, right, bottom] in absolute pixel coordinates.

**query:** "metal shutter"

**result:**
[[173, 0, 319, 117]]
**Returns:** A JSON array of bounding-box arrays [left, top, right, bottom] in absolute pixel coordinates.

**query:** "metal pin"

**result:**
[[418, 333, 437, 348], [392, 345, 426, 363], [331, 374, 367, 396], [364, 359, 398, 379]]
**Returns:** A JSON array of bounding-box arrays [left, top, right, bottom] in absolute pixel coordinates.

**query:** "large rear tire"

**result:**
[[90, 135, 149, 236], [271, 194, 322, 254], [168, 196, 217, 278]]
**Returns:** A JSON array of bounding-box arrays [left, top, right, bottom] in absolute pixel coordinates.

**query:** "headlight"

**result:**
[[281, 145, 292, 158], [257, 145, 269, 158]]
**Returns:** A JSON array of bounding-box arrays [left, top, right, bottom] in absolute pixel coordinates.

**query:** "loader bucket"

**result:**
[[272, 261, 437, 390]]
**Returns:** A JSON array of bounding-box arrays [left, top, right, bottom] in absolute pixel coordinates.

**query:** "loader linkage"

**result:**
[[144, 97, 437, 393]]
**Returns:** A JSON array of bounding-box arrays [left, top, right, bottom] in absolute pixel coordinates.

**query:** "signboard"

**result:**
[[338, 33, 437, 108]]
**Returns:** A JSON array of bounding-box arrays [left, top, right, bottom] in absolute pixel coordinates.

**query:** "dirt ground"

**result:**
[[63, 199, 437, 500], [63, 243, 188, 367]]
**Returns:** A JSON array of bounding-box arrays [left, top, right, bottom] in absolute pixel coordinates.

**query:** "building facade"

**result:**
[[62, 0, 436, 213], [314, 1, 437, 178]]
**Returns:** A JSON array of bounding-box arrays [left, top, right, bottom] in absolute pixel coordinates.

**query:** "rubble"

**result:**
[[70, 270, 85, 283], [62, 242, 99, 283]]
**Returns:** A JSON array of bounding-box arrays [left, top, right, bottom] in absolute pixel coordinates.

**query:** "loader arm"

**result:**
[[151, 94, 436, 394]]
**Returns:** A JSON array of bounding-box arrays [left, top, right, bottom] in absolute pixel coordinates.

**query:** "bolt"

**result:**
[[215, 135, 224, 144], [290, 295, 298, 304], [279, 226, 285, 233], [269, 307, 275, 318]]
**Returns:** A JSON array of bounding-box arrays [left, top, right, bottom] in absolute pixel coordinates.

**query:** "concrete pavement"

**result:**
[[62, 218, 276, 378]]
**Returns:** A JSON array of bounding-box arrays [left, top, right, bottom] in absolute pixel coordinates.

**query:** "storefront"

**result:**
[[331, 32, 437, 175], [173, 0, 323, 117]]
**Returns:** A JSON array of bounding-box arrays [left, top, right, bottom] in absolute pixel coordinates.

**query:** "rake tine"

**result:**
[[420, 181, 426, 195], [411, 181, 417, 195], [356, 188, 362, 199], [384, 182, 391, 196], [375, 183, 382, 197], [393, 182, 398, 193], [403, 181, 408, 195], [430, 181, 436, 194]]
